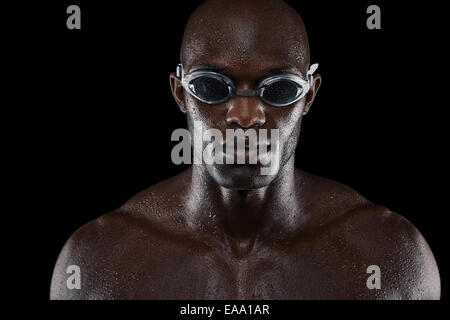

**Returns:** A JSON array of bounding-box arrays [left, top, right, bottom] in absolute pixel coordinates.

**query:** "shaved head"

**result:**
[[180, 0, 310, 75]]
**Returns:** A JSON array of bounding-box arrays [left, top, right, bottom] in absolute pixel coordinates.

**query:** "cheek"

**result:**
[[275, 100, 305, 142], [185, 95, 227, 130], [270, 101, 304, 165]]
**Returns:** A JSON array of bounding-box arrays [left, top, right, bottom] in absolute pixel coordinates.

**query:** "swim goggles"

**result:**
[[176, 63, 318, 107]]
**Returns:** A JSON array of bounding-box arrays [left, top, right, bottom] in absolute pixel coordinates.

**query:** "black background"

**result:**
[[9, 0, 448, 304]]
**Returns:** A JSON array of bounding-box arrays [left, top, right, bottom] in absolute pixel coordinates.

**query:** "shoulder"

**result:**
[[50, 169, 193, 300], [343, 205, 440, 299], [119, 167, 191, 220], [296, 169, 371, 223], [49, 210, 140, 299], [297, 170, 441, 299]]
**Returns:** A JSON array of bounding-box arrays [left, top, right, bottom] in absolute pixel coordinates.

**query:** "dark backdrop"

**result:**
[[12, 0, 448, 301]]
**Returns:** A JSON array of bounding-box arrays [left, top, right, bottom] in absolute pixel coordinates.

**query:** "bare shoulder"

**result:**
[[298, 170, 441, 299], [50, 169, 193, 300], [344, 204, 441, 299], [118, 167, 192, 225], [50, 211, 120, 299], [50, 209, 152, 299]]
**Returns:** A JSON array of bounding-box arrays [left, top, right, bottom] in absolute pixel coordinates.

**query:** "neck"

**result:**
[[185, 157, 304, 248]]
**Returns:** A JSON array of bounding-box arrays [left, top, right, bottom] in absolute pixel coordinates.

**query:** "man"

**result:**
[[50, 0, 440, 299]]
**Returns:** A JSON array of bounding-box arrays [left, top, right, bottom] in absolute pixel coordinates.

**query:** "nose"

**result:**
[[225, 96, 266, 128]]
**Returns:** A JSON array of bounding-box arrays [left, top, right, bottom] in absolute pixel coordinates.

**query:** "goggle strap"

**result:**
[[307, 63, 319, 86], [176, 63, 184, 78]]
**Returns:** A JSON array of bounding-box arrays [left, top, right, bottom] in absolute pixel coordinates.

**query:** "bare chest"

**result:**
[[86, 236, 381, 299]]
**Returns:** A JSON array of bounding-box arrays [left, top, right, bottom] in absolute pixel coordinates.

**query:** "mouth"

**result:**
[[218, 140, 272, 164], [226, 143, 271, 153]]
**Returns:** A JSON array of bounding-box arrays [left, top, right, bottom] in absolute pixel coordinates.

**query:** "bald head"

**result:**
[[180, 0, 310, 76]]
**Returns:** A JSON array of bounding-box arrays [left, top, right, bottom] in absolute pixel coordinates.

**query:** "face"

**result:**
[[170, 2, 321, 190]]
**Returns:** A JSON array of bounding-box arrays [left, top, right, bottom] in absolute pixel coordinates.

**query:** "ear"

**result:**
[[302, 73, 322, 115], [169, 72, 187, 113]]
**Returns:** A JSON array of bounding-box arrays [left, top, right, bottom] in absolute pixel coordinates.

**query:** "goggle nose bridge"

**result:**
[[235, 89, 257, 97]]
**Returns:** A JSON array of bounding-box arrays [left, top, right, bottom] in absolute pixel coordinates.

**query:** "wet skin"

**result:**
[[50, 0, 440, 299]]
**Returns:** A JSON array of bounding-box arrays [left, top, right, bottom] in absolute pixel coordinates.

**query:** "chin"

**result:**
[[206, 163, 279, 190]]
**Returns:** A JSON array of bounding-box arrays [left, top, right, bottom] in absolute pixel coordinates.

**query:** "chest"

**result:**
[[96, 238, 378, 299]]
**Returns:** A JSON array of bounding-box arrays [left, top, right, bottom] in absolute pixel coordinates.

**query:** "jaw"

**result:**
[[205, 162, 280, 190]]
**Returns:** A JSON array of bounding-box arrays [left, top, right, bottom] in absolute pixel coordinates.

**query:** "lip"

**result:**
[[221, 143, 272, 163], [221, 137, 271, 148], [211, 136, 273, 164], [225, 144, 271, 152]]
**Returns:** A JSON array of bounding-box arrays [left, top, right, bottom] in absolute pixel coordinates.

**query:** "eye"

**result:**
[[261, 80, 302, 106], [189, 76, 230, 103]]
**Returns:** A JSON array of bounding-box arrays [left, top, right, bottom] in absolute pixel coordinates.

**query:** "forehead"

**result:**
[[182, 4, 309, 77], [187, 58, 304, 81]]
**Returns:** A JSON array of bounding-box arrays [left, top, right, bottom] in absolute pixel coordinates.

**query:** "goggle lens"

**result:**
[[261, 79, 302, 106], [189, 76, 230, 103]]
